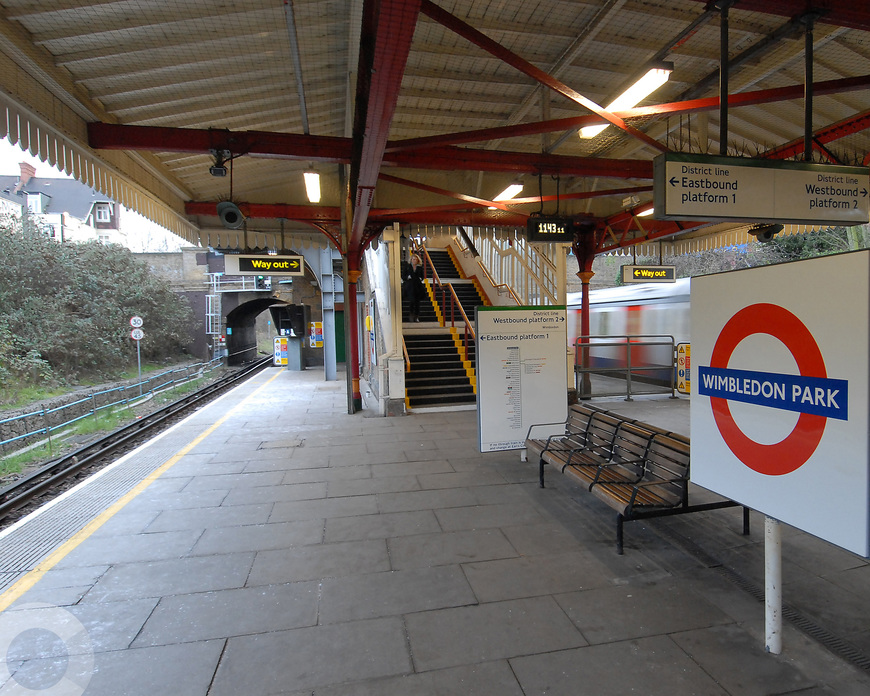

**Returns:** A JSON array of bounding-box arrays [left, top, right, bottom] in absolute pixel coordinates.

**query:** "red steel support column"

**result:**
[[346, 260, 363, 412], [572, 228, 597, 398]]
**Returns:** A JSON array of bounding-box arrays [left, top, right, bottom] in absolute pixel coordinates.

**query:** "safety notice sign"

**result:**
[[676, 343, 690, 395], [690, 252, 870, 556]]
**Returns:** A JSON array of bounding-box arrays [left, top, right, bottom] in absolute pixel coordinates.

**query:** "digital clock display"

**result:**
[[526, 217, 574, 242]]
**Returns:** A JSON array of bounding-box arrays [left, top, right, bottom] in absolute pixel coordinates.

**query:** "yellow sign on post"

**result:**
[[676, 342, 690, 394], [309, 322, 323, 348], [273, 337, 288, 366]]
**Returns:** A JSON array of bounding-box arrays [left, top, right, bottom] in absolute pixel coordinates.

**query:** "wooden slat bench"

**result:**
[[525, 404, 749, 554]]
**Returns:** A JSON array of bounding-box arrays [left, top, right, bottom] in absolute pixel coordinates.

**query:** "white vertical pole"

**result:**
[[137, 341, 142, 397], [765, 515, 783, 654]]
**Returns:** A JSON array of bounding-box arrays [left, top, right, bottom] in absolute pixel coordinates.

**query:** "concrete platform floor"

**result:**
[[0, 367, 868, 695]]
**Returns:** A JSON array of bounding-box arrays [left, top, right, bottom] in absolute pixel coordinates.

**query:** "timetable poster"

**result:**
[[476, 306, 568, 452]]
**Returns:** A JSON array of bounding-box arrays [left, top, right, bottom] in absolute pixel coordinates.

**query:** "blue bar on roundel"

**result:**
[[698, 366, 848, 420]]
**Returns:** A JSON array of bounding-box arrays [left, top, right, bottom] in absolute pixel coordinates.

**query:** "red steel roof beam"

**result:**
[[387, 146, 654, 178], [386, 74, 870, 152], [378, 172, 518, 211], [764, 109, 870, 160], [87, 123, 351, 161], [348, 0, 421, 251], [419, 0, 668, 154]]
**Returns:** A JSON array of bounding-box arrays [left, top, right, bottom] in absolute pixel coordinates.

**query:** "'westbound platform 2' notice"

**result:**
[[476, 306, 567, 452]]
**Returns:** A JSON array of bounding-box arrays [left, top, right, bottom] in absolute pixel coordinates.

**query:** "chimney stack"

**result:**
[[13, 162, 37, 194]]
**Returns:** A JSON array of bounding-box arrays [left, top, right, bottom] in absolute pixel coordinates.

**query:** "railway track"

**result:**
[[0, 357, 272, 528]]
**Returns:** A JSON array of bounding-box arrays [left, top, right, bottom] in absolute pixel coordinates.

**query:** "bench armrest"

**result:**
[[525, 420, 569, 440], [588, 459, 645, 486], [603, 476, 687, 488]]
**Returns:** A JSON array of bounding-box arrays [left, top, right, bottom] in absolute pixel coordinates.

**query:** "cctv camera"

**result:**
[[748, 223, 783, 243], [216, 201, 244, 229]]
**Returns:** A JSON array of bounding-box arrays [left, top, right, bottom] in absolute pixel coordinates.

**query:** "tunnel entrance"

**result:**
[[225, 298, 288, 366]]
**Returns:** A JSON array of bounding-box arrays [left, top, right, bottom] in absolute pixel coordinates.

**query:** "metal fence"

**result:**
[[0, 359, 225, 458], [574, 334, 678, 401]]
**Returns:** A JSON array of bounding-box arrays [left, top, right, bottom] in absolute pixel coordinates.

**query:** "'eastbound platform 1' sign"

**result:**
[[691, 252, 870, 556], [654, 153, 870, 226]]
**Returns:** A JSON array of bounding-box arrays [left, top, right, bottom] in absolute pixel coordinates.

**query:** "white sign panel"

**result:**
[[691, 252, 870, 556], [476, 306, 568, 452], [654, 153, 870, 225]]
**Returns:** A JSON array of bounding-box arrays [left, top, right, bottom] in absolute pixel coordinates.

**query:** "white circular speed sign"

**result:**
[[130, 316, 144, 328], [131, 328, 144, 341]]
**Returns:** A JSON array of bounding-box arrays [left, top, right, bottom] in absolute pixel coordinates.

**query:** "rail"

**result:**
[[402, 336, 410, 372], [0, 357, 271, 524], [454, 237, 522, 306], [414, 244, 477, 356], [574, 334, 678, 401], [443, 284, 477, 359], [0, 358, 225, 458]]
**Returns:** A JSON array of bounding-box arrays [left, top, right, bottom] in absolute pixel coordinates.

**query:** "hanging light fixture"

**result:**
[[303, 171, 321, 203], [580, 62, 674, 139], [488, 180, 523, 209]]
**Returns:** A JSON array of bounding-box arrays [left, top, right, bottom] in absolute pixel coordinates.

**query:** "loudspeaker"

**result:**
[[216, 201, 244, 229]]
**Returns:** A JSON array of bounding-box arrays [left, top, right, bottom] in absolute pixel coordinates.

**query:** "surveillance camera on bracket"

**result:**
[[216, 201, 244, 229], [748, 223, 783, 243]]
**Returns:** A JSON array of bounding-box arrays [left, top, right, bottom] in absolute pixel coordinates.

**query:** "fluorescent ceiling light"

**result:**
[[493, 183, 523, 201], [580, 65, 673, 139], [488, 182, 524, 209], [636, 206, 655, 217], [303, 171, 321, 203]]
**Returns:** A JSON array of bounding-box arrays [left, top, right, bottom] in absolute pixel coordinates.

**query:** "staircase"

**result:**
[[425, 248, 488, 324], [404, 331, 476, 408], [401, 248, 482, 409]]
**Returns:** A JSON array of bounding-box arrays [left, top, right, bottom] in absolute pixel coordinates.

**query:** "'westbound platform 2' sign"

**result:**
[[654, 153, 870, 226], [690, 252, 870, 556]]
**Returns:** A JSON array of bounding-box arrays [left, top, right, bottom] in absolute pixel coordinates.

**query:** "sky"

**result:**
[[0, 137, 187, 252]]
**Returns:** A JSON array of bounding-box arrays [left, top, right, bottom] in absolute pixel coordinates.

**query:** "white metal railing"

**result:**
[[460, 229, 560, 306], [574, 334, 677, 401], [207, 273, 268, 293]]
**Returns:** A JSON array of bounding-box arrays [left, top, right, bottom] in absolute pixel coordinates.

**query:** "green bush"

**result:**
[[0, 214, 195, 388]]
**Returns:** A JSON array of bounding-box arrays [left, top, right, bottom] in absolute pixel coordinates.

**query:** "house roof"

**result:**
[[0, 175, 112, 220]]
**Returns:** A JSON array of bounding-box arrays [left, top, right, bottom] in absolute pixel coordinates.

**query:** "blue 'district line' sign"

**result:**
[[698, 366, 848, 420]]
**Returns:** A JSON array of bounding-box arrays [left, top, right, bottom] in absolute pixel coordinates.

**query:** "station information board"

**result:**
[[690, 252, 870, 556], [476, 306, 567, 452], [654, 153, 870, 226]]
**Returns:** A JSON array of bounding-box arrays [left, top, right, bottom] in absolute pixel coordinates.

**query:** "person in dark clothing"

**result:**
[[405, 254, 425, 322]]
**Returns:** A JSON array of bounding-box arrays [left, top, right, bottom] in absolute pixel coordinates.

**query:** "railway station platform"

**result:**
[[0, 367, 868, 695]]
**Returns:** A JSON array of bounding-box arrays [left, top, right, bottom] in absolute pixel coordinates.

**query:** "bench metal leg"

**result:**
[[743, 506, 751, 535], [616, 514, 624, 555], [539, 458, 545, 488]]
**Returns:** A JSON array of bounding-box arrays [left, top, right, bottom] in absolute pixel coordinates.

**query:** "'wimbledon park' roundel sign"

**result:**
[[691, 253, 868, 557], [699, 303, 847, 476]]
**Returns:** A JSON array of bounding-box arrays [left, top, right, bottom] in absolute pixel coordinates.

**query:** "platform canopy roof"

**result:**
[[1, 0, 869, 254]]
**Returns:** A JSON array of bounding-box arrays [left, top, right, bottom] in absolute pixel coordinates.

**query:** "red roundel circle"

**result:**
[[709, 303, 827, 476]]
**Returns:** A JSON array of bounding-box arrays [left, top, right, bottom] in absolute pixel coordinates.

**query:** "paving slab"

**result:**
[[405, 596, 588, 672], [0, 371, 868, 696], [210, 617, 411, 695]]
